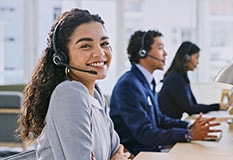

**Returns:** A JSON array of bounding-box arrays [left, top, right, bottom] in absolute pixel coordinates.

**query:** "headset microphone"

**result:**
[[147, 54, 165, 63], [66, 64, 98, 75], [53, 55, 98, 75]]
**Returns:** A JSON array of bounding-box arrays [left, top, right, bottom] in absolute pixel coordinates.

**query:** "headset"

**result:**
[[138, 31, 148, 58], [52, 23, 69, 66], [52, 23, 97, 75], [185, 54, 191, 61], [184, 42, 194, 61], [137, 31, 165, 63]]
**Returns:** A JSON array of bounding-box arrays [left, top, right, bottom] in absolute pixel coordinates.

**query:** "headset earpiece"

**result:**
[[138, 49, 147, 58], [138, 31, 148, 58], [185, 54, 190, 61], [52, 23, 69, 66], [184, 42, 194, 61], [53, 51, 68, 65]]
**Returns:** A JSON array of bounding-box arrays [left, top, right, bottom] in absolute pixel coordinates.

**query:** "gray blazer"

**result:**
[[36, 80, 120, 160]]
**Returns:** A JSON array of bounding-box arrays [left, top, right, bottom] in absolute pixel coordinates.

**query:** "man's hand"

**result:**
[[190, 113, 221, 140]]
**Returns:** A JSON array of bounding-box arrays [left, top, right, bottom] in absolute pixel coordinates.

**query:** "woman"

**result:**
[[17, 8, 130, 160], [158, 41, 229, 119]]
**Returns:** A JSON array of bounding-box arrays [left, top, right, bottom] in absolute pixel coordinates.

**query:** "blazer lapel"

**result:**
[[131, 64, 161, 127]]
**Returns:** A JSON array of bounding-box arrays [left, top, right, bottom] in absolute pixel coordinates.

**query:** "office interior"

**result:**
[[0, 0, 233, 158]]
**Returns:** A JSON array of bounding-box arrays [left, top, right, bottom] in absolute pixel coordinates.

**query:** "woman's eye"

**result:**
[[101, 41, 110, 47], [80, 44, 91, 48]]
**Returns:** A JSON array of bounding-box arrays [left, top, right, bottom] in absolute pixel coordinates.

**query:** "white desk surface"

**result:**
[[134, 111, 233, 160], [134, 152, 169, 160], [189, 110, 233, 122]]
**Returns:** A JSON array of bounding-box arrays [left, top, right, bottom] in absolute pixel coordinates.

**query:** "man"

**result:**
[[109, 30, 220, 156]]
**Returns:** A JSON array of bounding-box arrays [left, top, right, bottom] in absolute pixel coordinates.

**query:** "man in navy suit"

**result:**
[[109, 30, 221, 156]]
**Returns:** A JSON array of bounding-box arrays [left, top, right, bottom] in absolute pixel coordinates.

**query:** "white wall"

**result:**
[[0, 23, 4, 83], [142, 0, 197, 83]]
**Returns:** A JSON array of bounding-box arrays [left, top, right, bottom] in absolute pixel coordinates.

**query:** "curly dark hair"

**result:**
[[17, 8, 105, 140], [127, 30, 163, 64], [164, 41, 200, 83]]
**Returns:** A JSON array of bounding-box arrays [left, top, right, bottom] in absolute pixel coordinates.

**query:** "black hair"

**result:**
[[127, 30, 163, 64], [164, 41, 200, 83]]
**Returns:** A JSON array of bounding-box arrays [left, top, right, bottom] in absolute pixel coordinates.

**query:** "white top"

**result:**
[[36, 80, 120, 160]]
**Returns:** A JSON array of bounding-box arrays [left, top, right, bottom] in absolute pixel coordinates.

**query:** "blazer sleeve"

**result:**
[[102, 91, 120, 157], [46, 83, 93, 160], [166, 74, 219, 115], [95, 84, 120, 157], [115, 80, 188, 148]]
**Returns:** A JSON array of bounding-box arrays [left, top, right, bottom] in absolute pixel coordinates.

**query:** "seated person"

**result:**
[[158, 41, 229, 119], [109, 30, 221, 156], [17, 8, 130, 160]]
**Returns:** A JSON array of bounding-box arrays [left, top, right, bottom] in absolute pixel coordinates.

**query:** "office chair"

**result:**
[[0, 91, 24, 149], [2, 149, 36, 160]]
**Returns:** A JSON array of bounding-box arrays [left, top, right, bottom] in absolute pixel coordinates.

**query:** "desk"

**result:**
[[189, 110, 233, 122], [134, 112, 233, 160], [134, 152, 169, 160], [169, 123, 233, 160]]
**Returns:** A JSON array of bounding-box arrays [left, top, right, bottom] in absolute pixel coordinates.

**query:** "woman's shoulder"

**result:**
[[55, 80, 89, 94], [50, 80, 90, 102], [49, 81, 91, 111]]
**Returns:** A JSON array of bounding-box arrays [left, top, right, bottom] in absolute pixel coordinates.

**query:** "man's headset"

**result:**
[[138, 31, 165, 63], [138, 31, 148, 58], [52, 23, 97, 75]]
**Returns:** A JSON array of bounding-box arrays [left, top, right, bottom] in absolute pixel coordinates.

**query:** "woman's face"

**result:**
[[186, 52, 199, 71], [67, 21, 112, 82]]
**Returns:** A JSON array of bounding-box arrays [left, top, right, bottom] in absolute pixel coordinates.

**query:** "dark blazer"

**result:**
[[158, 71, 219, 119], [110, 64, 189, 155]]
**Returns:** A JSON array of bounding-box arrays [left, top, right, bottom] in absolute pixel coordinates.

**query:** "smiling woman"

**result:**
[[16, 8, 130, 160]]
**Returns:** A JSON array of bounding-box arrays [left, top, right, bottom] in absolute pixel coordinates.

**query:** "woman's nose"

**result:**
[[93, 45, 105, 57], [163, 49, 168, 56]]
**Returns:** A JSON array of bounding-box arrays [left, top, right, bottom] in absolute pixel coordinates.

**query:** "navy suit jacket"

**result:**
[[158, 72, 219, 119], [110, 64, 189, 155]]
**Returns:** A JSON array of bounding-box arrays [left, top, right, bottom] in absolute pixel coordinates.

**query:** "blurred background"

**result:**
[[0, 0, 233, 96], [0, 0, 233, 157]]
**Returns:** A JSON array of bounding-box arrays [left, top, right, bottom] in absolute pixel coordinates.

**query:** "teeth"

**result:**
[[89, 62, 105, 66]]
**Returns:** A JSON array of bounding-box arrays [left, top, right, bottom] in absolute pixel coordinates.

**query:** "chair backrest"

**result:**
[[0, 91, 24, 148], [0, 84, 25, 92], [2, 150, 36, 160]]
